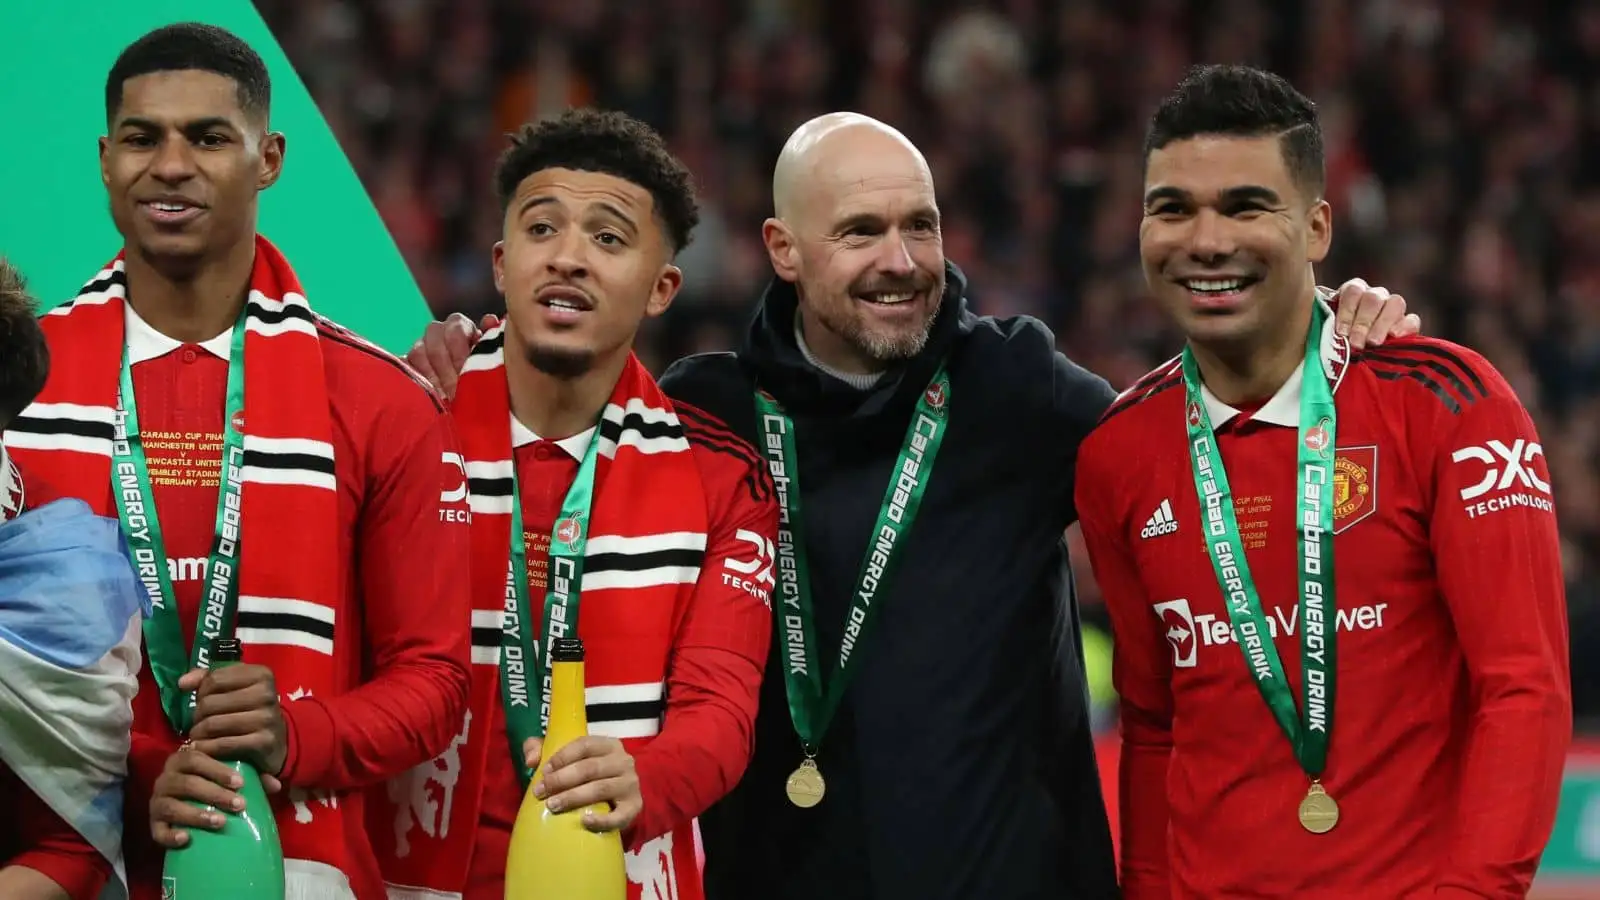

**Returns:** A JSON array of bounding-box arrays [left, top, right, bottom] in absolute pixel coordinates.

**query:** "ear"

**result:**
[[258, 132, 287, 191], [492, 240, 506, 293], [98, 136, 111, 188], [645, 264, 684, 319], [1306, 198, 1332, 264], [762, 218, 801, 283]]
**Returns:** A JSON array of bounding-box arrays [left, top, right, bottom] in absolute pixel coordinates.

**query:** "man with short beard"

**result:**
[[408, 111, 1420, 899]]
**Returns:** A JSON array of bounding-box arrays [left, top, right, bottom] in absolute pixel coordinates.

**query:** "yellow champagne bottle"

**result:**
[[504, 637, 627, 899]]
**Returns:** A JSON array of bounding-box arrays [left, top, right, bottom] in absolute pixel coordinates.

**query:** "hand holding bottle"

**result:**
[[525, 736, 642, 833], [150, 745, 282, 848], [506, 639, 626, 898], [159, 642, 288, 899], [183, 663, 289, 775]]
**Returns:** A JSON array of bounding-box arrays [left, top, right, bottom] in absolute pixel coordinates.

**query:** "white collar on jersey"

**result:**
[[124, 302, 233, 364], [511, 413, 596, 460], [1200, 297, 1352, 429]]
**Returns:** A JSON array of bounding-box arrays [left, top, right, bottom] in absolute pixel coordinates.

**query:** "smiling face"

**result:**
[[99, 70, 283, 273], [765, 124, 945, 372], [493, 167, 682, 378], [1139, 133, 1330, 351]]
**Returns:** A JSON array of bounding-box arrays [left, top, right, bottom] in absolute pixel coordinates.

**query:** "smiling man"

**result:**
[[369, 108, 777, 900], [2, 23, 473, 900], [406, 109, 1426, 900], [1075, 64, 1571, 898]]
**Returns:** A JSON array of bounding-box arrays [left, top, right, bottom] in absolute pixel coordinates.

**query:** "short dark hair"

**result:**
[[106, 23, 271, 125], [0, 260, 49, 430], [493, 109, 700, 255], [1144, 64, 1325, 196]]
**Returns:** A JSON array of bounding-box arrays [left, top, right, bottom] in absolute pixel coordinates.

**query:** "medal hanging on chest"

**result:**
[[754, 369, 952, 807], [1180, 302, 1343, 834], [784, 758, 826, 808]]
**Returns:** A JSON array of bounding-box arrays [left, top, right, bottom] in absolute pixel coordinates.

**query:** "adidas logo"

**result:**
[[1140, 499, 1179, 539]]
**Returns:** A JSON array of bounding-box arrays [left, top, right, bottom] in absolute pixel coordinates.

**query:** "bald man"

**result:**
[[407, 111, 1421, 900]]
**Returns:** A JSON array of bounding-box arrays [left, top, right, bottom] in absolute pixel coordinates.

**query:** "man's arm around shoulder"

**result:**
[[998, 317, 1117, 524]]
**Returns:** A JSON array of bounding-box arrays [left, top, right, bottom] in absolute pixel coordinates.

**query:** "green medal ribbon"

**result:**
[[500, 421, 602, 788], [755, 367, 951, 763], [112, 309, 249, 736], [1180, 301, 1338, 782]]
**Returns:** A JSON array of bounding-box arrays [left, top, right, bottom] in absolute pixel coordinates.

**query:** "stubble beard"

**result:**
[[851, 309, 937, 362], [525, 343, 596, 379], [816, 280, 944, 366]]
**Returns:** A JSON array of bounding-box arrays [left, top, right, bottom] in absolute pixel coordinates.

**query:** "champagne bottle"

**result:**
[[505, 637, 627, 899], [160, 639, 286, 900]]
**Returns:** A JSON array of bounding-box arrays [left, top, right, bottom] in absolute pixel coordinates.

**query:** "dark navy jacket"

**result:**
[[660, 263, 1121, 899]]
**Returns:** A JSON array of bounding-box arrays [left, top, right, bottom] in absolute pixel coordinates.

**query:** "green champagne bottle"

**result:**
[[160, 638, 286, 900]]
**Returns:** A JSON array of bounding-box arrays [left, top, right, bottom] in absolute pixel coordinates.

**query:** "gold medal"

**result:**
[[1297, 782, 1339, 834], [785, 758, 826, 808]]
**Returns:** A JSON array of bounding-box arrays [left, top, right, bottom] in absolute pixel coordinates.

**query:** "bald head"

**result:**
[[772, 113, 933, 224], [760, 111, 946, 377]]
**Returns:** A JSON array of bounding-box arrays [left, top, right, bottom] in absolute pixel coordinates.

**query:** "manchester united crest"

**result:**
[[1332, 445, 1378, 534]]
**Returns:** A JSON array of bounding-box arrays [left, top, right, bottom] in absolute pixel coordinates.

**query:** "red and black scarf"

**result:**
[[5, 235, 353, 897], [370, 323, 709, 899]]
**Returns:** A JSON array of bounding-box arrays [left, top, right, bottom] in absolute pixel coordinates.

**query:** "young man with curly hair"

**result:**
[[367, 109, 778, 900]]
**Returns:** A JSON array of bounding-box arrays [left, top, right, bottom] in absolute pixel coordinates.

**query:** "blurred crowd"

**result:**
[[256, 0, 1600, 727]]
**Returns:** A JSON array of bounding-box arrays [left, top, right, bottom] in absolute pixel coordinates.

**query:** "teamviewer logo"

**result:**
[[1152, 599, 1198, 668]]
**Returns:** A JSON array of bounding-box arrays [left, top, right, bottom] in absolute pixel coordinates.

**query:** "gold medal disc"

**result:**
[[785, 759, 826, 808], [1297, 782, 1339, 834]]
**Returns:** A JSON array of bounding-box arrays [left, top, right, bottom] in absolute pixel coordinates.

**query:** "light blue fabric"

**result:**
[[0, 496, 145, 900], [0, 497, 151, 670]]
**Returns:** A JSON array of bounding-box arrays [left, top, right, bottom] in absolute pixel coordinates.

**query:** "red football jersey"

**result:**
[[466, 406, 775, 900], [18, 306, 474, 900], [1075, 309, 1571, 900]]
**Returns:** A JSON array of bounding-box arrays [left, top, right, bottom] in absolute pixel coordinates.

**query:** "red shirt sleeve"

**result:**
[[1, 763, 112, 900], [278, 406, 474, 789], [623, 427, 778, 850], [1074, 432, 1173, 900], [1422, 364, 1571, 899]]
